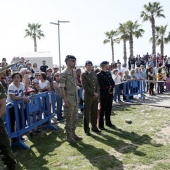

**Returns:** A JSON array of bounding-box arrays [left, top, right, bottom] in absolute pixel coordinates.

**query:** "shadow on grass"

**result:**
[[15, 126, 64, 170], [91, 126, 162, 156], [107, 126, 162, 147], [71, 141, 124, 170], [90, 132, 146, 157]]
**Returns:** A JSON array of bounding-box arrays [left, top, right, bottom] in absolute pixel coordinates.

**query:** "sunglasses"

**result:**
[[48, 71, 52, 72], [35, 75, 40, 76]]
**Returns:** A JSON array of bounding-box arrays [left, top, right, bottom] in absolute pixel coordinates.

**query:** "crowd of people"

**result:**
[[0, 52, 170, 169]]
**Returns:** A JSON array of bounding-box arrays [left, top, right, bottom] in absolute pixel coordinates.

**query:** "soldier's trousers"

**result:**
[[0, 118, 16, 169], [64, 102, 78, 135], [84, 97, 98, 133], [98, 91, 113, 128]]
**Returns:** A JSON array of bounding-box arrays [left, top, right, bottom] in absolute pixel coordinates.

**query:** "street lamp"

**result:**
[[50, 20, 70, 72]]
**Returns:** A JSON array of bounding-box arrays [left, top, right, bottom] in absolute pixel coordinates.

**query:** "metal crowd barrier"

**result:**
[[123, 80, 146, 102], [4, 92, 57, 149]]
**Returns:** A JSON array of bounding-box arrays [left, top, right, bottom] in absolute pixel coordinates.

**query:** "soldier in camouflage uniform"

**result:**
[[0, 67, 16, 170], [59, 55, 82, 143]]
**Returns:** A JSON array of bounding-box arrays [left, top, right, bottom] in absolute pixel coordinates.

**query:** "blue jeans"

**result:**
[[157, 82, 163, 93], [55, 94, 62, 119], [114, 84, 121, 101]]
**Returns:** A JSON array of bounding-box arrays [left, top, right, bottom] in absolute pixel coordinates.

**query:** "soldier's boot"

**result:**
[[6, 164, 16, 170], [72, 131, 82, 141], [66, 133, 76, 143]]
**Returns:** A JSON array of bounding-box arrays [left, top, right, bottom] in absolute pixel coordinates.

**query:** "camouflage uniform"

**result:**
[[0, 83, 16, 170], [59, 69, 78, 138]]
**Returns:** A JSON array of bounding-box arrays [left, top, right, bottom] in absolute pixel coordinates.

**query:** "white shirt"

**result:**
[[112, 74, 121, 85], [154, 67, 159, 74], [7, 82, 25, 103], [39, 80, 49, 89]]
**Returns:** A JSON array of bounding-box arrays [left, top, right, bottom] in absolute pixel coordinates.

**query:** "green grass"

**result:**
[[2, 105, 170, 170]]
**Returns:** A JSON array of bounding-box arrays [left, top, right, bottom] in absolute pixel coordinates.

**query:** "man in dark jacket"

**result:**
[[97, 61, 115, 130]]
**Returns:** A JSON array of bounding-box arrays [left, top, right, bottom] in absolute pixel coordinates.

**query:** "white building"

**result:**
[[16, 52, 53, 68]]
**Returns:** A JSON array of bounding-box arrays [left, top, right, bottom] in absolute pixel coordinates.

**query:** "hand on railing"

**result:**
[[23, 96, 30, 103]]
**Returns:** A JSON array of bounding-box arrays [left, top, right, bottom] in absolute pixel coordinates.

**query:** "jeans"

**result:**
[[114, 84, 121, 101], [55, 94, 62, 119], [157, 82, 163, 93]]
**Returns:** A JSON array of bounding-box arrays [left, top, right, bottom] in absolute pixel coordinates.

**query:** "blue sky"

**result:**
[[0, 0, 169, 66]]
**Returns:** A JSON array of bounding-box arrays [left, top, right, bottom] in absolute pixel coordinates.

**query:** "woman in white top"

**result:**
[[32, 63, 39, 73], [39, 72, 50, 92], [39, 72, 52, 110], [112, 69, 122, 102]]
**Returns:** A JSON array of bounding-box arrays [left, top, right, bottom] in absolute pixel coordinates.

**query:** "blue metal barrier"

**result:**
[[123, 80, 146, 102], [4, 92, 57, 149]]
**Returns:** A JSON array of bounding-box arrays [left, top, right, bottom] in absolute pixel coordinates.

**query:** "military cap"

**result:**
[[65, 55, 76, 62], [100, 61, 109, 67], [85, 61, 93, 66]]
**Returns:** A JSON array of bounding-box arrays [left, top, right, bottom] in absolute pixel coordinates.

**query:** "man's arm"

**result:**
[[0, 83, 7, 117], [59, 71, 69, 108], [0, 98, 6, 118]]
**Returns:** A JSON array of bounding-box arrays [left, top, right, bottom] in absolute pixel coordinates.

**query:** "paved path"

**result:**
[[113, 92, 170, 108]]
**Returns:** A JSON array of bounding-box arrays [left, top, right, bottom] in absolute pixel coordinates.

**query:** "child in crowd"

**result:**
[[32, 79, 40, 94], [53, 72, 63, 121], [26, 88, 42, 137], [112, 69, 122, 103]]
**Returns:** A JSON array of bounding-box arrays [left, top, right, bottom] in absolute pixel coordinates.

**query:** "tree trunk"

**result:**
[[129, 33, 133, 58], [151, 17, 156, 54], [123, 39, 127, 66], [111, 38, 114, 63], [160, 41, 164, 56], [34, 36, 37, 52]]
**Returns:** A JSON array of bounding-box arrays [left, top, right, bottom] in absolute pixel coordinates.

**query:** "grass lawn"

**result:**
[[2, 105, 170, 170]]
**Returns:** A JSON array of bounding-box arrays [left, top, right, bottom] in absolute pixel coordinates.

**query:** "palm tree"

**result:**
[[125, 20, 144, 58], [150, 25, 170, 56], [24, 23, 45, 52], [103, 30, 120, 63], [118, 23, 129, 66], [140, 2, 165, 54]]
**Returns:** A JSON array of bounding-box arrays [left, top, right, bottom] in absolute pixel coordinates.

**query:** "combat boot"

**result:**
[[66, 133, 76, 143], [72, 131, 82, 141], [6, 164, 16, 170]]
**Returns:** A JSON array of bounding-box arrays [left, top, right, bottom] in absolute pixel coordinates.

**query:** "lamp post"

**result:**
[[50, 20, 70, 72]]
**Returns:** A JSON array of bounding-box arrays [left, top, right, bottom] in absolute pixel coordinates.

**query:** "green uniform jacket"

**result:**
[[81, 71, 99, 100]]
